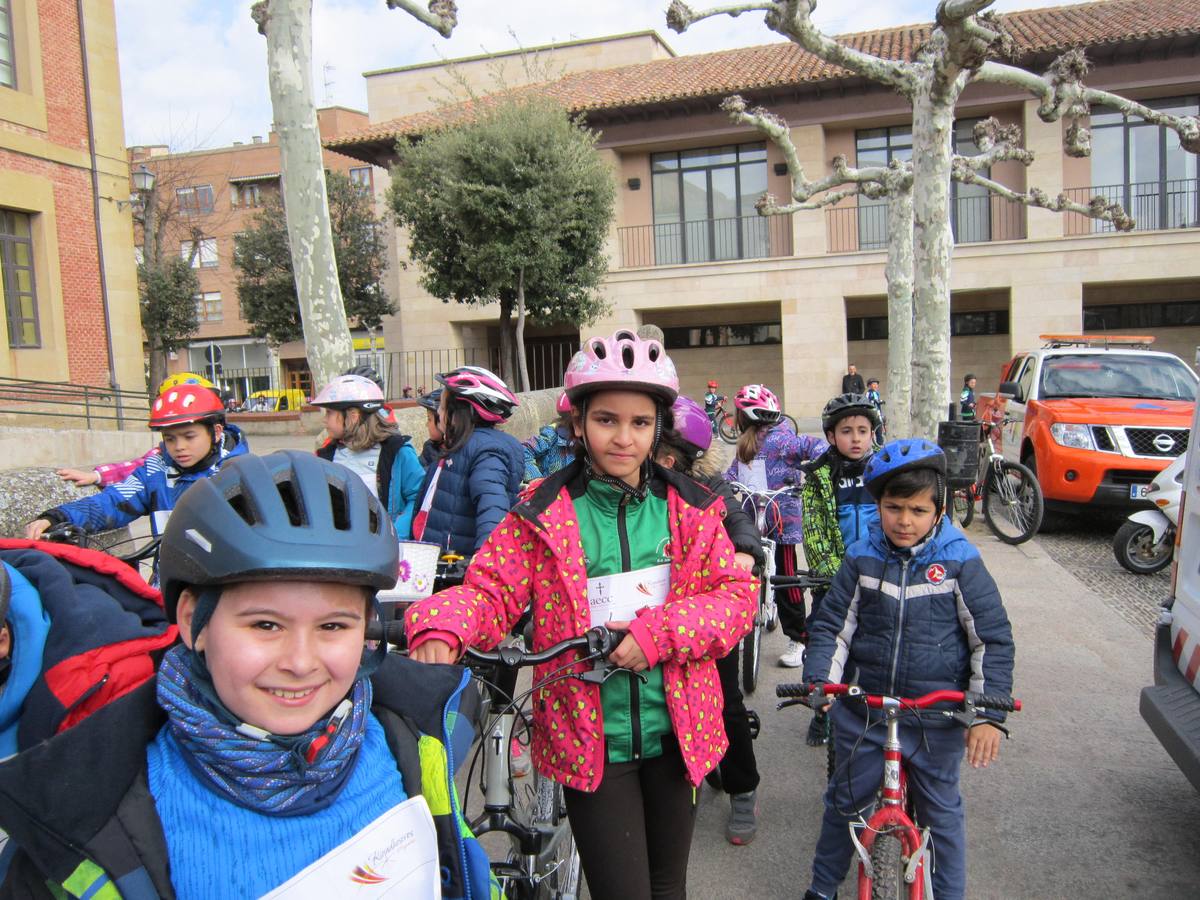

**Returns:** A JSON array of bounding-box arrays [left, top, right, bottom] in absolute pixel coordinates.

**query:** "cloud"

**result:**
[[115, 0, 1098, 150]]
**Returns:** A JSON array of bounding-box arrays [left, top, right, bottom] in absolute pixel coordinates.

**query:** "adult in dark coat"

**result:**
[[841, 364, 865, 395]]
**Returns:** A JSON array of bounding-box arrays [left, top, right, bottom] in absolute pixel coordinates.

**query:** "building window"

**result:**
[[650, 143, 769, 264], [231, 184, 262, 208], [194, 291, 223, 322], [847, 310, 1009, 341], [855, 126, 912, 249], [0, 0, 15, 89], [349, 167, 373, 192], [1090, 96, 1200, 231], [1084, 299, 1200, 330], [177, 184, 215, 215], [1, 209, 40, 348], [181, 238, 218, 268], [662, 322, 782, 349]]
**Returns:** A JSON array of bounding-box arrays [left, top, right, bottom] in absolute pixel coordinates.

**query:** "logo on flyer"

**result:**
[[925, 564, 946, 585]]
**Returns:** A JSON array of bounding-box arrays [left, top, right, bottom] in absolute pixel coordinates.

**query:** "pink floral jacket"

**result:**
[[406, 463, 757, 792]]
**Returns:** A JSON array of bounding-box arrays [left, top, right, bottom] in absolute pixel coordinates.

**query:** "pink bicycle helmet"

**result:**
[[555, 392, 572, 415], [670, 395, 712, 460], [734, 384, 782, 424], [564, 330, 678, 404], [311, 374, 385, 412], [436, 365, 518, 423]]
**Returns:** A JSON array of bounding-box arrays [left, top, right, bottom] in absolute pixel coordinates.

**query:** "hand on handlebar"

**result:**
[[965, 721, 1003, 768], [24, 518, 52, 541], [410, 637, 459, 665], [605, 620, 648, 673]]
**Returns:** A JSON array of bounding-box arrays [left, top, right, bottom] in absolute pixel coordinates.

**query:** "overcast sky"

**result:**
[[115, 0, 1095, 150]]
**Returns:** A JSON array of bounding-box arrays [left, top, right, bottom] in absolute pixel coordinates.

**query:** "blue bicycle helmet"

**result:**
[[158, 450, 398, 624], [417, 388, 442, 414], [863, 438, 947, 500]]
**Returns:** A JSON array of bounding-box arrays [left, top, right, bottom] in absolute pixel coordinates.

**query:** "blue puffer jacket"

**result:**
[[46, 426, 248, 537], [415, 426, 524, 556], [803, 518, 1015, 723]]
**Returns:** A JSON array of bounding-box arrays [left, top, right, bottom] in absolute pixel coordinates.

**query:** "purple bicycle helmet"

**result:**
[[670, 395, 713, 460]]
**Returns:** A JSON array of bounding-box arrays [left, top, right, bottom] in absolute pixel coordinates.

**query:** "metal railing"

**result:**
[[0, 376, 150, 429], [617, 214, 794, 268], [1062, 178, 1200, 235], [371, 342, 574, 395], [825, 193, 1028, 253]]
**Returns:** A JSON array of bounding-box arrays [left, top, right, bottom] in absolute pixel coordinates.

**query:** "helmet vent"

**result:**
[[621, 345, 635, 369], [328, 483, 351, 531], [228, 493, 257, 526], [276, 480, 306, 526], [590, 339, 607, 359], [368, 506, 381, 535]]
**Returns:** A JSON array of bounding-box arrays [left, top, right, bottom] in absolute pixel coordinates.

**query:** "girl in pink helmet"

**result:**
[[406, 331, 756, 900], [409, 366, 524, 557], [725, 384, 827, 669]]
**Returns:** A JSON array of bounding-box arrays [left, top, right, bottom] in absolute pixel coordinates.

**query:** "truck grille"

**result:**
[[1121, 427, 1189, 458], [1091, 426, 1116, 452]]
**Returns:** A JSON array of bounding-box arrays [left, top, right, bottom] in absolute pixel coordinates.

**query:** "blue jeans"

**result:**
[[810, 701, 967, 900]]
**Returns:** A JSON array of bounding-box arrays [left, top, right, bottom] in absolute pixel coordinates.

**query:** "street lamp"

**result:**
[[131, 164, 155, 195]]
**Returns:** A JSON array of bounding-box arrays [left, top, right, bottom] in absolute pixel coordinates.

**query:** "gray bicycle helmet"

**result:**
[[417, 388, 442, 413], [158, 450, 398, 623], [822, 392, 882, 433], [344, 364, 384, 392]]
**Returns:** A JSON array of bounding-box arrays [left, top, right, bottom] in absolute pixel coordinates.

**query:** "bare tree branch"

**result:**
[[385, 0, 458, 38], [665, 0, 775, 30], [955, 168, 1134, 230]]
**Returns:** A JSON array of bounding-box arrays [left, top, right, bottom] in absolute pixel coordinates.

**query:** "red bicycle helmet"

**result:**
[[734, 384, 782, 424], [149, 385, 225, 429]]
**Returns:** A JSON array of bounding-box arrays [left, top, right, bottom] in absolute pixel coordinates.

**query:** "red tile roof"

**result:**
[[329, 0, 1200, 156]]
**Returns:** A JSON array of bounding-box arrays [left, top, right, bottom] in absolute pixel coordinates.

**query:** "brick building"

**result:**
[[0, 0, 141, 390], [330, 0, 1200, 416], [140, 106, 374, 402]]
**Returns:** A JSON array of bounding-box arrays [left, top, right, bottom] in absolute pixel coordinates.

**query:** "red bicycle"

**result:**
[[776, 683, 1020, 899]]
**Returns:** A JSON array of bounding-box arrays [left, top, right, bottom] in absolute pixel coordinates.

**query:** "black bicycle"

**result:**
[[40, 521, 162, 582]]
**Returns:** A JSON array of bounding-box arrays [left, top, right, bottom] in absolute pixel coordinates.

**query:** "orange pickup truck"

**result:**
[[977, 335, 1197, 513]]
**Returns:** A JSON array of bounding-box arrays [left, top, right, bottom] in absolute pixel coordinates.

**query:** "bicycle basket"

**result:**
[[377, 540, 441, 606]]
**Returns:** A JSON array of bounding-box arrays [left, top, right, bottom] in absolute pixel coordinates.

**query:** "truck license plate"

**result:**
[[1130, 484, 1151, 500]]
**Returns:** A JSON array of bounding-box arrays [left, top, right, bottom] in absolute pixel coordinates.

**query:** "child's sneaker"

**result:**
[[725, 791, 758, 845], [779, 640, 805, 668], [510, 735, 531, 778]]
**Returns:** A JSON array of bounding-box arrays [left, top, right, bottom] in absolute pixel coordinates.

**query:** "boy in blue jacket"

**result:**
[[801, 439, 1015, 900], [24, 384, 247, 542]]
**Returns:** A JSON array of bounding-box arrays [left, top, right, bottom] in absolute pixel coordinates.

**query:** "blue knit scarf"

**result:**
[[156, 644, 370, 816]]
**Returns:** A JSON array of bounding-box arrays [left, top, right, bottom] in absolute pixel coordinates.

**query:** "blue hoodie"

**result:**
[[0, 564, 51, 759]]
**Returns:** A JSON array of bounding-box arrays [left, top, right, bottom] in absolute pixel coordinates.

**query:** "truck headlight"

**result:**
[[1050, 423, 1095, 450]]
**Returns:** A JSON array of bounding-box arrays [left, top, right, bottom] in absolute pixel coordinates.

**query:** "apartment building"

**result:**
[[0, 0, 141, 389], [329, 0, 1200, 416], [140, 106, 375, 400]]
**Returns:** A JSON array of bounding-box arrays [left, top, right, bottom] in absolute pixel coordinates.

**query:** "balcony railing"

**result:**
[[1062, 178, 1200, 235], [825, 193, 1028, 253], [617, 214, 793, 268]]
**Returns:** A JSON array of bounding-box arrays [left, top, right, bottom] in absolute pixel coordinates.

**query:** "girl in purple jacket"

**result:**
[[725, 384, 827, 668]]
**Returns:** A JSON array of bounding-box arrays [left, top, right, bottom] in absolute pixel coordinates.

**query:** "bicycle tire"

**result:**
[[952, 487, 975, 528], [867, 829, 905, 900], [530, 775, 581, 900], [718, 414, 739, 444], [741, 621, 761, 695], [982, 460, 1043, 545]]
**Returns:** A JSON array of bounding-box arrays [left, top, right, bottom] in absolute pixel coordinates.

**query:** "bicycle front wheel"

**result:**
[[982, 460, 1043, 544], [866, 829, 906, 900], [531, 776, 581, 900], [741, 620, 762, 695], [951, 486, 975, 528], [718, 414, 739, 444]]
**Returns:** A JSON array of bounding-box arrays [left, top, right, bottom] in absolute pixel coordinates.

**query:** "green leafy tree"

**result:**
[[139, 256, 200, 391], [388, 95, 615, 390], [234, 172, 394, 346]]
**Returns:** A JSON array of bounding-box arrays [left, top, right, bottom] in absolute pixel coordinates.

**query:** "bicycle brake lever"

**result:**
[[776, 698, 809, 711]]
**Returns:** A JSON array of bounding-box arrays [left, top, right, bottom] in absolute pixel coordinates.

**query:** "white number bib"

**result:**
[[259, 796, 441, 899], [587, 564, 671, 628]]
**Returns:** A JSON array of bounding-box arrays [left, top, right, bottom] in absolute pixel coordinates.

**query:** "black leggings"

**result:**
[[562, 739, 697, 900], [775, 542, 808, 642], [715, 645, 760, 795]]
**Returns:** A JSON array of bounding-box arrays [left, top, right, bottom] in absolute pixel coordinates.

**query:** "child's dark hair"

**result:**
[[441, 396, 478, 455], [880, 467, 941, 502], [657, 426, 694, 475]]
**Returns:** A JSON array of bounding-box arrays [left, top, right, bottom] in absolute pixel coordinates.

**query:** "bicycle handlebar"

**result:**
[[775, 682, 1021, 713], [462, 625, 627, 669], [770, 574, 831, 590]]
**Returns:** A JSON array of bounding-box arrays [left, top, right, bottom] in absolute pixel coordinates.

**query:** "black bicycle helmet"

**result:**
[[822, 392, 882, 433], [158, 451, 398, 623], [417, 388, 442, 413], [863, 439, 947, 500], [344, 364, 384, 392]]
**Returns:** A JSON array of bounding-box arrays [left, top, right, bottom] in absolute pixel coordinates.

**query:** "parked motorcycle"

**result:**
[[1113, 454, 1185, 575]]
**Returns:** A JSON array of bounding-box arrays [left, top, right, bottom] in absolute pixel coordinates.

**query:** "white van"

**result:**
[[1140, 353, 1200, 791]]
